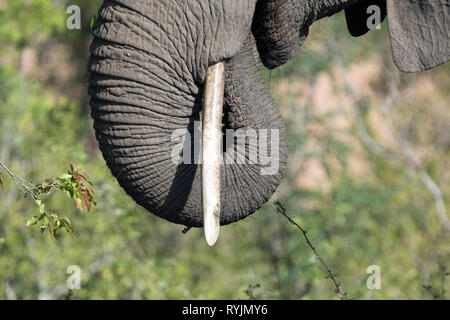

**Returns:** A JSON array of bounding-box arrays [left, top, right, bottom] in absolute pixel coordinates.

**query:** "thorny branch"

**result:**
[[274, 201, 348, 299]]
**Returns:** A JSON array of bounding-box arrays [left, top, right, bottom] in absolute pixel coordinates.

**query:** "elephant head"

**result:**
[[88, 0, 449, 244]]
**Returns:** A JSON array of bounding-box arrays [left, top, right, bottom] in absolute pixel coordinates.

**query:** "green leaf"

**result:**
[[58, 173, 72, 180], [90, 15, 98, 31], [27, 216, 40, 226]]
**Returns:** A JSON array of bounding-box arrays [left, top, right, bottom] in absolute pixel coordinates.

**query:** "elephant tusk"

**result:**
[[202, 62, 225, 246]]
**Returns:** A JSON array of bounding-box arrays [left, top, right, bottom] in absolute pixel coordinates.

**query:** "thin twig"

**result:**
[[274, 201, 348, 299]]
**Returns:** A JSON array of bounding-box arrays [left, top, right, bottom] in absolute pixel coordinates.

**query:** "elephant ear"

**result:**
[[345, 0, 387, 37], [386, 0, 450, 72]]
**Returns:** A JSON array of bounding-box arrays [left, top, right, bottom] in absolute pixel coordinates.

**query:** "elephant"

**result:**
[[88, 0, 449, 244]]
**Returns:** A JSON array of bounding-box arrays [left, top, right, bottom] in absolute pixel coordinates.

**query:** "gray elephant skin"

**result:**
[[88, 0, 449, 228]]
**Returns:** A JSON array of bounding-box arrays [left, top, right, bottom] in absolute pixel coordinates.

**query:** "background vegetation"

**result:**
[[0, 0, 449, 299]]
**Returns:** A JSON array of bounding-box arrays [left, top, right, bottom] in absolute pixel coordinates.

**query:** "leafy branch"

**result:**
[[0, 161, 95, 240], [275, 201, 348, 299]]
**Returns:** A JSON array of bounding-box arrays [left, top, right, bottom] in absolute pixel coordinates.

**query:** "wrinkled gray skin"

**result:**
[[88, 0, 449, 227]]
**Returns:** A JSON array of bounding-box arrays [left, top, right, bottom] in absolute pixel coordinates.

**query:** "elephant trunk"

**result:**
[[252, 0, 363, 69], [88, 1, 287, 227]]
